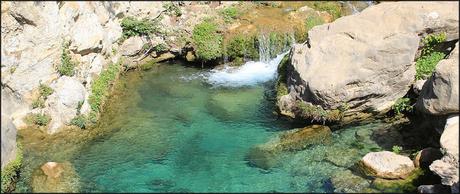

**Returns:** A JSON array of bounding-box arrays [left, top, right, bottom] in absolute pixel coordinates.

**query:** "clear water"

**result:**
[[17, 62, 396, 193]]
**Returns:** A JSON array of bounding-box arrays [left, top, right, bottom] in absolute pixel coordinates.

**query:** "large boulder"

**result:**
[[359, 151, 415, 179], [70, 12, 104, 55], [246, 125, 331, 169], [278, 2, 459, 119], [416, 42, 459, 115], [46, 76, 86, 133], [31, 161, 80, 192], [430, 115, 459, 191], [120, 36, 146, 56]]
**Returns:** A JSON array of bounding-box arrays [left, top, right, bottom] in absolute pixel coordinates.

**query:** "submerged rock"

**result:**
[[31, 161, 80, 192], [359, 151, 415, 179], [330, 170, 371, 193], [278, 1, 459, 120], [416, 42, 459, 115], [371, 168, 424, 193], [246, 125, 331, 169]]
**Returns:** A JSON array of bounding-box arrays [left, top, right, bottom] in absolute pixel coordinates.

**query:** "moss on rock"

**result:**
[[1, 143, 23, 193]]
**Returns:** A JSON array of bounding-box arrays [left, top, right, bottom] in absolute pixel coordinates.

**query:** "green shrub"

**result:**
[[225, 34, 259, 63], [392, 145, 403, 154], [26, 113, 51, 126], [276, 55, 290, 100], [306, 1, 342, 20], [192, 21, 223, 62], [31, 98, 45, 109], [163, 2, 182, 16], [58, 42, 76, 76], [296, 101, 343, 122], [153, 43, 168, 52], [89, 62, 121, 116], [1, 143, 23, 193], [32, 83, 53, 109], [305, 14, 324, 31], [39, 83, 53, 97], [220, 6, 239, 23], [415, 52, 446, 80], [392, 97, 413, 115], [121, 17, 158, 39], [70, 115, 87, 129], [415, 33, 447, 80]]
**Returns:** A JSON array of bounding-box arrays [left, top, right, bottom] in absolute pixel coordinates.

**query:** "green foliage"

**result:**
[[305, 14, 324, 31], [415, 52, 446, 80], [39, 83, 53, 97], [163, 2, 182, 16], [392, 97, 413, 115], [276, 55, 289, 100], [58, 42, 76, 76], [296, 101, 343, 122], [306, 1, 342, 20], [1, 143, 23, 193], [26, 113, 51, 126], [31, 98, 45, 109], [373, 168, 425, 193], [225, 34, 259, 64], [192, 21, 223, 62], [220, 6, 239, 23], [266, 32, 293, 58], [392, 145, 403, 154], [415, 33, 447, 80], [32, 83, 53, 109], [153, 43, 168, 52], [121, 17, 158, 39], [89, 62, 121, 115], [70, 115, 87, 129]]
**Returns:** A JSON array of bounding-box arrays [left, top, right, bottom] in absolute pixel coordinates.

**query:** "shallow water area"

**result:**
[[17, 61, 394, 192]]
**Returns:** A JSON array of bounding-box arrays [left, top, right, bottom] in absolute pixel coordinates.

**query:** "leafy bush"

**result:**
[[392, 97, 413, 115], [305, 14, 324, 31], [306, 1, 342, 20], [1, 143, 23, 193], [192, 21, 223, 62], [70, 115, 87, 129], [276, 55, 290, 100], [153, 43, 168, 52], [163, 2, 182, 16], [392, 145, 403, 154], [225, 34, 258, 64], [121, 17, 157, 39], [296, 101, 343, 122], [415, 52, 446, 80], [415, 33, 447, 80], [26, 113, 51, 126], [58, 42, 76, 76], [32, 83, 53, 109], [39, 83, 53, 97], [220, 6, 239, 23], [89, 62, 121, 115]]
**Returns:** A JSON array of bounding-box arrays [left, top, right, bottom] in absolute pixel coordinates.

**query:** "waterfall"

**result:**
[[258, 34, 271, 63], [206, 52, 288, 87]]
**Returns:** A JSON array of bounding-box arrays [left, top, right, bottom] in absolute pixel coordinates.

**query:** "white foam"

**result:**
[[206, 52, 288, 87]]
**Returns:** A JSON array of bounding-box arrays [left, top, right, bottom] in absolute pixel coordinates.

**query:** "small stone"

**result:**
[[41, 162, 64, 179]]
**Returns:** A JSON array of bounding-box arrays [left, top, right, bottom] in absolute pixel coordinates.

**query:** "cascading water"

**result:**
[[205, 32, 294, 87]]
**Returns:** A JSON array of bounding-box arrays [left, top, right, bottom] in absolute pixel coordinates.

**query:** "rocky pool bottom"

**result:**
[[15, 61, 438, 192]]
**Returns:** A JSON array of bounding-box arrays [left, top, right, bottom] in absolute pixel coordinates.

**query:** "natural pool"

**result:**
[[16, 60, 413, 193]]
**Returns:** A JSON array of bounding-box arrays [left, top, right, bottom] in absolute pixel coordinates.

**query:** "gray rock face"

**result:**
[[417, 184, 451, 194], [359, 151, 415, 179], [416, 42, 459, 115], [430, 115, 459, 188], [120, 36, 146, 56], [1, 87, 28, 169], [278, 2, 459, 118]]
